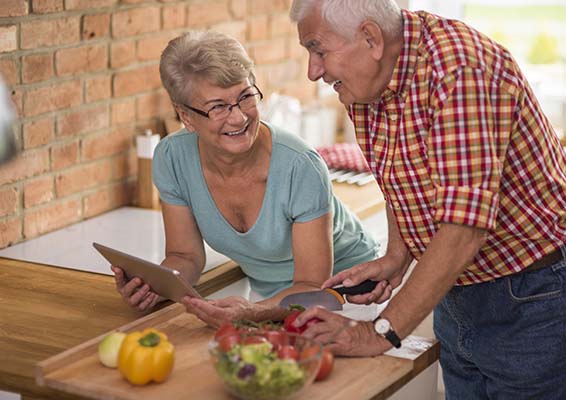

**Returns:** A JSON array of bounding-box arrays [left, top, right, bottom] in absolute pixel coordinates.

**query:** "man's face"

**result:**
[[297, 8, 382, 106]]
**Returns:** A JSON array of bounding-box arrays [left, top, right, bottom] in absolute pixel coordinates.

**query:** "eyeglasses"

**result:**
[[182, 85, 263, 121]]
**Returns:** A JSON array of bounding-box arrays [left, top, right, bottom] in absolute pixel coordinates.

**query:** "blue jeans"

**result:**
[[434, 246, 566, 400]]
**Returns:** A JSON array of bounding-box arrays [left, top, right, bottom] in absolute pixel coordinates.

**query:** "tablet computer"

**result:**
[[93, 242, 202, 302]]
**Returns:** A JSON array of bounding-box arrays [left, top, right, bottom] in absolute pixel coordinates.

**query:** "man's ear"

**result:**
[[174, 104, 196, 132], [359, 20, 384, 60]]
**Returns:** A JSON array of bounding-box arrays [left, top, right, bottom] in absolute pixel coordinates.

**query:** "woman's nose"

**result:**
[[226, 104, 247, 124]]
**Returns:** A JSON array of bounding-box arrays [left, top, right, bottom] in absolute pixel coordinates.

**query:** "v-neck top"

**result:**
[[153, 122, 379, 297]]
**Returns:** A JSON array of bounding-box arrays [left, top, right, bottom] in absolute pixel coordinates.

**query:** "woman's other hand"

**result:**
[[181, 296, 267, 327], [111, 265, 162, 311]]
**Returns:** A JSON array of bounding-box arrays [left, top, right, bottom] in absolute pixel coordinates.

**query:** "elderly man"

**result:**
[[289, 1, 566, 399]]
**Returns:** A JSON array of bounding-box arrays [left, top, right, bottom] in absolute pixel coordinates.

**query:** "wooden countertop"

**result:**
[[0, 257, 438, 400]]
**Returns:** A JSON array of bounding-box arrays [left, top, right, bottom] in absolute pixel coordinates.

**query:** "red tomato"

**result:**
[[218, 333, 240, 352], [304, 317, 322, 330], [283, 310, 303, 333], [263, 330, 285, 351], [316, 348, 334, 381], [242, 335, 267, 345], [214, 323, 238, 341], [301, 345, 334, 381], [277, 345, 300, 360]]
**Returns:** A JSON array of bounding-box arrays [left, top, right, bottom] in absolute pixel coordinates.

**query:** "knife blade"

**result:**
[[279, 280, 378, 311]]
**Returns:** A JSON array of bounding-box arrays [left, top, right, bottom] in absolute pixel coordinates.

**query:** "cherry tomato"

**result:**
[[263, 330, 285, 351], [277, 345, 300, 360], [242, 335, 267, 345], [316, 348, 334, 381], [301, 345, 334, 381], [304, 317, 322, 330], [218, 333, 240, 352], [214, 323, 238, 341]]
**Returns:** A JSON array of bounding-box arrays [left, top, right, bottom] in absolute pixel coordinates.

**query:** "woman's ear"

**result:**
[[174, 104, 196, 132], [359, 20, 384, 60]]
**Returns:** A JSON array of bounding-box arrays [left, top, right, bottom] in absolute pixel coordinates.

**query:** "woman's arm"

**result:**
[[160, 202, 206, 285]]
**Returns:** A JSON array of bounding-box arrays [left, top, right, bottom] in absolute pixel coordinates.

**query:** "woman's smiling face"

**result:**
[[179, 79, 262, 156]]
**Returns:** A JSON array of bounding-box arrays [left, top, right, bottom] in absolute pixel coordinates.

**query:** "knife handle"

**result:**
[[333, 280, 378, 297]]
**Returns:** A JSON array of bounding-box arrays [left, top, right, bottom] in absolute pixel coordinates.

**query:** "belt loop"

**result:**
[[561, 245, 566, 260]]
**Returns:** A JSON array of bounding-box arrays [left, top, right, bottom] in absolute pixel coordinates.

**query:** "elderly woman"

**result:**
[[112, 30, 383, 326]]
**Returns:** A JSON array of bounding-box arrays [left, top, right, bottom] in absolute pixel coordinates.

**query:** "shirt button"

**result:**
[[407, 240, 416, 248], [393, 201, 400, 209], [389, 114, 398, 121]]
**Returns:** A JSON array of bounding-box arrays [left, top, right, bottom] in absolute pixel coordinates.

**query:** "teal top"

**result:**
[[152, 122, 379, 298]]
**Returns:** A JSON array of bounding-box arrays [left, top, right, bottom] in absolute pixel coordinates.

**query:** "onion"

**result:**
[[98, 332, 126, 368]]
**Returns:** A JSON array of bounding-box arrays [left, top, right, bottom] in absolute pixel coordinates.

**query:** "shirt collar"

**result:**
[[382, 9, 422, 100]]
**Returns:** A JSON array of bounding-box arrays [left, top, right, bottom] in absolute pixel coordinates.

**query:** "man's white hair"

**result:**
[[290, 0, 403, 40]]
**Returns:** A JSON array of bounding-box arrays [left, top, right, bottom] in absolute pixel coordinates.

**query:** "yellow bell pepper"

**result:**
[[117, 328, 174, 385]]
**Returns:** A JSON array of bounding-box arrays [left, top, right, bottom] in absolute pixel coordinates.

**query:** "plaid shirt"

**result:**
[[350, 10, 566, 285]]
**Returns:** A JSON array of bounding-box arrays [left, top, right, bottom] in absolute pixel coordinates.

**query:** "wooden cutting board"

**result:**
[[36, 303, 435, 400]]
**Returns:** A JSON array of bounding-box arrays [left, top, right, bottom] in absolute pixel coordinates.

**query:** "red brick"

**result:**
[[230, 0, 247, 19], [121, 0, 151, 3], [23, 80, 82, 117], [110, 40, 136, 69], [55, 44, 108, 76], [10, 87, 23, 117], [57, 104, 109, 138], [21, 17, 80, 50], [82, 126, 135, 161], [22, 53, 54, 83], [51, 140, 79, 170], [247, 15, 269, 41], [280, 79, 317, 103], [136, 92, 160, 120], [137, 33, 173, 62], [0, 58, 18, 86], [83, 182, 132, 218], [24, 176, 54, 208], [23, 116, 55, 149], [213, 21, 246, 43], [0, 186, 18, 216], [24, 198, 82, 238], [188, 0, 231, 27], [113, 64, 161, 97], [85, 75, 111, 102], [159, 89, 176, 118], [111, 99, 136, 125], [0, 148, 49, 185], [32, 0, 64, 14], [82, 13, 110, 40], [0, 26, 18, 53], [248, 0, 288, 15], [111, 151, 135, 180], [270, 13, 293, 37], [162, 4, 186, 29], [248, 38, 287, 64], [65, 0, 116, 10], [0, 0, 28, 17], [0, 217, 21, 248], [112, 7, 161, 38], [55, 160, 113, 197]]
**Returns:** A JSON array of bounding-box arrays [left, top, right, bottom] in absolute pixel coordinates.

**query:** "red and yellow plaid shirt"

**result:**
[[350, 10, 566, 285]]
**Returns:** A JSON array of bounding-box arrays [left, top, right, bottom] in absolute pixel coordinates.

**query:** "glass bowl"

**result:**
[[208, 330, 322, 400]]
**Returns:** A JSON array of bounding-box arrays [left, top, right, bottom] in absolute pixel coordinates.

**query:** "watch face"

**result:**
[[374, 318, 391, 335]]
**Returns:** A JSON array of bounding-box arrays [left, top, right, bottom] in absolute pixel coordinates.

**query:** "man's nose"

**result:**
[[307, 55, 324, 82]]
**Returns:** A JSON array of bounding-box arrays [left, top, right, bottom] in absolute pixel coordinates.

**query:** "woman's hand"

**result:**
[[322, 257, 409, 305], [294, 307, 390, 356], [181, 296, 262, 327], [111, 265, 162, 312]]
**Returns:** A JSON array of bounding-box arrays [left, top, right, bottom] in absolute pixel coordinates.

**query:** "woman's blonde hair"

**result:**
[[160, 30, 255, 105]]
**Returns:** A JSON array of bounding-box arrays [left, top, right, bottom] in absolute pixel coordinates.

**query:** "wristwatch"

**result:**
[[373, 316, 402, 349]]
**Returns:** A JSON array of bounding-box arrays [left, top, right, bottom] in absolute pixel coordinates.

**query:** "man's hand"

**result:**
[[322, 257, 409, 304], [294, 307, 390, 356]]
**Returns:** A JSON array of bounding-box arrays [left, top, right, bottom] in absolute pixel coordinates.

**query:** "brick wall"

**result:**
[[0, 0, 315, 249]]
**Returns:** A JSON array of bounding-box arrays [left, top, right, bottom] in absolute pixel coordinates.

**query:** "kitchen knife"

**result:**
[[279, 280, 378, 311]]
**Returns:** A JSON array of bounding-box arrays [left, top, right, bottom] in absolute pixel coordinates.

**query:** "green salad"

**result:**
[[215, 342, 306, 400]]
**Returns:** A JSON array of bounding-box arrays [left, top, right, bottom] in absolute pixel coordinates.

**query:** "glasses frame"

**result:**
[[181, 85, 264, 120]]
